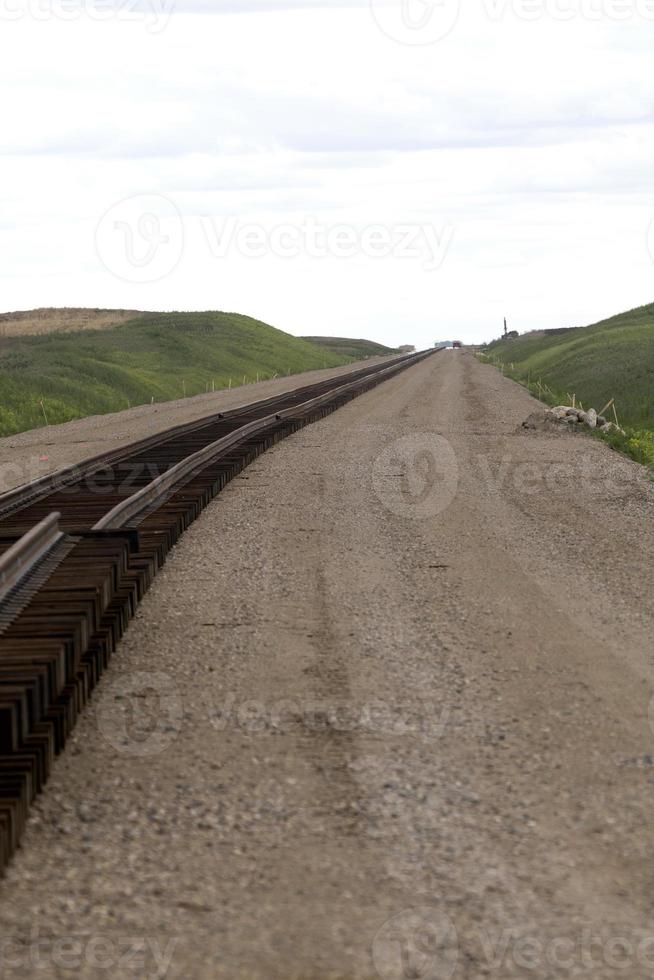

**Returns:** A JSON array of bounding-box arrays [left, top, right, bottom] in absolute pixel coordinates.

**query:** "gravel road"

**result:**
[[1, 350, 653, 980]]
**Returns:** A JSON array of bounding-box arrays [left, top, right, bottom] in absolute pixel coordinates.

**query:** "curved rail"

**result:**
[[0, 354, 417, 523], [93, 354, 420, 530]]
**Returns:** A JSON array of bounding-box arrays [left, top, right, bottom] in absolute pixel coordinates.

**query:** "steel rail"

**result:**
[[93, 353, 426, 531], [0, 355, 413, 522], [0, 513, 65, 603]]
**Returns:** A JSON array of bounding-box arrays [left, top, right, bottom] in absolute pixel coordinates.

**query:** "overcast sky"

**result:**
[[1, 0, 654, 347]]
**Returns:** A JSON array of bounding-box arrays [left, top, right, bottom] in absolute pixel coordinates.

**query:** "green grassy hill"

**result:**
[[483, 302, 654, 466], [0, 311, 351, 437], [301, 336, 398, 360]]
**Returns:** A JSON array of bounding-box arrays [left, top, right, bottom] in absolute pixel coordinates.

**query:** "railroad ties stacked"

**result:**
[[0, 351, 433, 867]]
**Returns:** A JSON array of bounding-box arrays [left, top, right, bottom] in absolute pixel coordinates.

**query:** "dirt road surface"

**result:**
[[1, 351, 653, 979]]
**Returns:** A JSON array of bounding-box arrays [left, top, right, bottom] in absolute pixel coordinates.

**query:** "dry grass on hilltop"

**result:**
[[0, 308, 148, 337]]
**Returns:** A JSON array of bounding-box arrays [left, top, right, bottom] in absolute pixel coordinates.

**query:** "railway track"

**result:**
[[0, 350, 433, 867]]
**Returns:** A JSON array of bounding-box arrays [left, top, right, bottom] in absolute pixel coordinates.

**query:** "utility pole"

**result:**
[[503, 317, 508, 339]]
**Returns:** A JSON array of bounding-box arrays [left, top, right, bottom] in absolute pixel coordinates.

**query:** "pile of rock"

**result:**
[[546, 405, 624, 434]]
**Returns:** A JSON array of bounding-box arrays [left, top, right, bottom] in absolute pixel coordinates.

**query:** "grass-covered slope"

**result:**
[[485, 303, 654, 428], [483, 302, 654, 468], [301, 336, 398, 359], [0, 311, 350, 437]]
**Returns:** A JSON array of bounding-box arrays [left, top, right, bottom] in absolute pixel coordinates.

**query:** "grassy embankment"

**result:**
[[300, 336, 399, 359], [0, 311, 352, 437], [481, 302, 654, 469]]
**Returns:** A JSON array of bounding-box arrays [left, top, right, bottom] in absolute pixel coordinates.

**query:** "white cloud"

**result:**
[[0, 4, 653, 346]]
